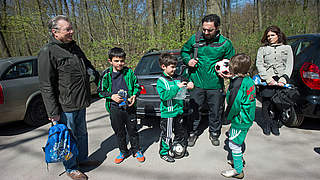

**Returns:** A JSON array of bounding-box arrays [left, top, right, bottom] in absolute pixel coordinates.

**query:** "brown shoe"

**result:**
[[79, 160, 101, 167], [66, 170, 88, 180]]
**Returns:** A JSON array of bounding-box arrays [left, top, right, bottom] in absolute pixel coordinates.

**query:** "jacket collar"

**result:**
[[161, 72, 178, 81], [49, 35, 76, 49]]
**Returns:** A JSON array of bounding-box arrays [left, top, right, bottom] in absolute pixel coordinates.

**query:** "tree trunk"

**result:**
[[303, 0, 308, 33], [257, 0, 263, 31], [179, 0, 186, 42], [36, 0, 47, 34], [146, 0, 155, 38], [206, 0, 221, 18], [70, 0, 78, 42], [52, 0, 58, 15], [226, 0, 231, 38], [16, 0, 32, 56], [84, 0, 94, 42], [63, 0, 70, 17], [317, 0, 320, 32], [0, 26, 11, 57], [158, 0, 163, 34], [58, 0, 63, 15]]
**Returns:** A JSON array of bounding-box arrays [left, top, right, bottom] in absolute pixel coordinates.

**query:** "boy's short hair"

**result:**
[[108, 47, 126, 60], [159, 53, 178, 67], [229, 53, 251, 76]]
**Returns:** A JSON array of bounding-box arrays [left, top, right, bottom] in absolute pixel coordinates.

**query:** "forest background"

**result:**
[[0, 0, 319, 70]]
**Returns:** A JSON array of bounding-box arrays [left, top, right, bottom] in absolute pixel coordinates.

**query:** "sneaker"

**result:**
[[160, 155, 175, 163], [221, 169, 244, 179], [114, 152, 130, 164], [134, 151, 145, 163], [66, 170, 88, 180], [209, 135, 220, 146], [187, 133, 198, 147]]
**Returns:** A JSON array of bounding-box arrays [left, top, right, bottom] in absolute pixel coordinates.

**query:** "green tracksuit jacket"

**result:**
[[180, 31, 235, 89], [97, 66, 140, 113], [156, 73, 185, 118], [225, 76, 256, 130]]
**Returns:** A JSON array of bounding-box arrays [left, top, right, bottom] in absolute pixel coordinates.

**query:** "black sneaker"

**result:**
[[209, 135, 220, 146], [160, 155, 175, 163], [187, 133, 198, 147]]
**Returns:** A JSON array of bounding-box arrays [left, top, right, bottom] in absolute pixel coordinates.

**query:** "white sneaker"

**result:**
[[221, 169, 244, 179]]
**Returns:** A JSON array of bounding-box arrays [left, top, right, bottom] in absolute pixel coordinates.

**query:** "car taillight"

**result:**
[[140, 85, 147, 94], [300, 62, 320, 90], [0, 84, 4, 104]]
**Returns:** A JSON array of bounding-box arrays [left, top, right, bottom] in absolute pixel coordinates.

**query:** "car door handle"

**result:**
[[151, 83, 157, 86]]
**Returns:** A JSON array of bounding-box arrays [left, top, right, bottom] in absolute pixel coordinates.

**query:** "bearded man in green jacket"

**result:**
[[181, 14, 235, 147]]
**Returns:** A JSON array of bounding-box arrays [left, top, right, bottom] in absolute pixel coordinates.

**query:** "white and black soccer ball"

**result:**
[[170, 142, 186, 159], [215, 59, 230, 75]]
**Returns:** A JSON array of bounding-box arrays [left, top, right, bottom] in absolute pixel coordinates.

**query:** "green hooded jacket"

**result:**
[[180, 32, 235, 89], [156, 73, 185, 118], [97, 66, 140, 113], [225, 76, 256, 130]]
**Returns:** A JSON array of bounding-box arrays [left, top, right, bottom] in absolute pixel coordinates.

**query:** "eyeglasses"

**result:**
[[202, 28, 215, 33]]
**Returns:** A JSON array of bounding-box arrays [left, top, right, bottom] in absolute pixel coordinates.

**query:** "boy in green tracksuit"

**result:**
[[156, 53, 194, 163], [97, 47, 145, 164], [221, 54, 256, 179]]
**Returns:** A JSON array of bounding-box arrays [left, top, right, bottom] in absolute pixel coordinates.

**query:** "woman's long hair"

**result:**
[[261, 25, 287, 46]]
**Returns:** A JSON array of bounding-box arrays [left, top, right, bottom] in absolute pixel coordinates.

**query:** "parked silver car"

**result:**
[[0, 56, 48, 126]]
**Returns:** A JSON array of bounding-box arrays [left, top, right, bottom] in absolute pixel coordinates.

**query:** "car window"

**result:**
[[295, 41, 312, 56], [3, 61, 33, 80], [135, 54, 183, 75], [135, 55, 162, 75]]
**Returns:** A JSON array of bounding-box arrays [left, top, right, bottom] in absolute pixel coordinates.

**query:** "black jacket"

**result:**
[[38, 36, 97, 117]]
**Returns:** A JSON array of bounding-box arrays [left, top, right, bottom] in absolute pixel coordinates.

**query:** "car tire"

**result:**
[[283, 107, 305, 127], [24, 96, 48, 126]]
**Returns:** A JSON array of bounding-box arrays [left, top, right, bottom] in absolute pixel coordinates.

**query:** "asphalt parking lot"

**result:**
[[0, 98, 319, 180]]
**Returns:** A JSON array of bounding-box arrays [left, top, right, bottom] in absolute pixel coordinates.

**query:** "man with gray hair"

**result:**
[[38, 15, 100, 180]]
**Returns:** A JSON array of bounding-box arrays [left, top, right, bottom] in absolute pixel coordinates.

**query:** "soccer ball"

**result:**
[[170, 142, 186, 159], [215, 59, 230, 75]]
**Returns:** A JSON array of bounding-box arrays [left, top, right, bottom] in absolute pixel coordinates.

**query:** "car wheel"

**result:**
[[24, 96, 49, 126], [283, 107, 304, 127]]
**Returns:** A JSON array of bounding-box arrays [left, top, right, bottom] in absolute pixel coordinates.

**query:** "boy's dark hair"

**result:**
[[159, 53, 178, 67], [261, 25, 287, 45], [108, 47, 126, 60], [229, 53, 251, 77], [202, 14, 220, 27]]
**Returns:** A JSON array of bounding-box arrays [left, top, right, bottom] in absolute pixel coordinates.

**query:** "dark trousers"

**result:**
[[110, 107, 140, 155], [188, 87, 224, 137], [159, 115, 188, 156]]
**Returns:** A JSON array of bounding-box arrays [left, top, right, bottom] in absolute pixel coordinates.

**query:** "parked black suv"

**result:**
[[284, 34, 320, 126]]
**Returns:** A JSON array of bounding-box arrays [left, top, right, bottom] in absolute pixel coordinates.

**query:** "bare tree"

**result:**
[[317, 0, 320, 32], [84, 0, 94, 42], [206, 0, 221, 17], [147, 0, 155, 38], [0, 26, 11, 57], [58, 0, 63, 15], [257, 0, 262, 31], [180, 0, 186, 42], [63, 0, 70, 17], [16, 0, 32, 56]]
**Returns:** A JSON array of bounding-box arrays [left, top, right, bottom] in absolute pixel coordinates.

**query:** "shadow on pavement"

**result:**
[[298, 118, 320, 130], [0, 121, 41, 136], [81, 125, 161, 173]]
